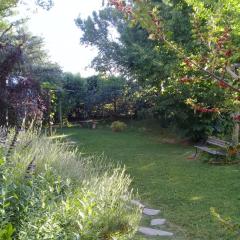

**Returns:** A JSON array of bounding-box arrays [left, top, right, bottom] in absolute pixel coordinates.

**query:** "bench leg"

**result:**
[[194, 148, 198, 158], [194, 148, 203, 159], [187, 148, 199, 160]]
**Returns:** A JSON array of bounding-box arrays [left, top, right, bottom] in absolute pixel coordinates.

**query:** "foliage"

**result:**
[[61, 72, 85, 120], [0, 148, 16, 240], [110, 0, 240, 103], [111, 121, 127, 132], [61, 74, 132, 121], [0, 0, 61, 127], [0, 130, 141, 239], [152, 81, 233, 140], [0, 0, 17, 27], [76, 6, 180, 87], [78, 0, 239, 140], [35, 0, 54, 10]]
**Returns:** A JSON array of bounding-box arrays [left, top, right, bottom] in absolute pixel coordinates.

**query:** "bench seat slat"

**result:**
[[207, 137, 230, 148], [207, 140, 227, 148], [195, 145, 226, 156], [208, 136, 230, 142]]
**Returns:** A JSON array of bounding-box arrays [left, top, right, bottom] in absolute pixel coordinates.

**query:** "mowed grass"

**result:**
[[58, 124, 240, 240]]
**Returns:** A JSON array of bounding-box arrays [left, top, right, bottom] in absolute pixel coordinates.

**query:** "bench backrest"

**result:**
[[207, 136, 231, 148]]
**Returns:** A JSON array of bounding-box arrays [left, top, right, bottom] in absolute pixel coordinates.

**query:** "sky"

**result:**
[[18, 0, 103, 77]]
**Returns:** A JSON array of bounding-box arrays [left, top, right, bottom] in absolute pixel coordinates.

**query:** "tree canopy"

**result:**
[[75, 0, 240, 140], [0, 0, 60, 127]]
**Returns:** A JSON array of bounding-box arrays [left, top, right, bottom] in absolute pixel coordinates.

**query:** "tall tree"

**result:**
[[76, 5, 191, 88], [0, 0, 57, 127], [109, 0, 240, 141]]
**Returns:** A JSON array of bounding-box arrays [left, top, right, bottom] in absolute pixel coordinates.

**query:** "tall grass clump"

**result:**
[[0, 129, 141, 240]]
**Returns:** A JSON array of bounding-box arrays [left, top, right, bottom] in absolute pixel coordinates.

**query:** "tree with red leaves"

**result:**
[[0, 0, 57, 128], [8, 77, 45, 128], [109, 0, 240, 143], [0, 32, 49, 128]]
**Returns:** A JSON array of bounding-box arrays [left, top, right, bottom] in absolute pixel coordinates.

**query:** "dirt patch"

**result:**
[[161, 138, 178, 144]]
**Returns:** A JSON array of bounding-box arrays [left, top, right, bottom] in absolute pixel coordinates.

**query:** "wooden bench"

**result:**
[[194, 136, 231, 157], [79, 120, 98, 129]]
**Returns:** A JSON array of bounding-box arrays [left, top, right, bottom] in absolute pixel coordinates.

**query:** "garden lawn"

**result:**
[[59, 124, 240, 240]]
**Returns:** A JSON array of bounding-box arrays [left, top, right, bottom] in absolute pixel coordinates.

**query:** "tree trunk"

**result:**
[[0, 78, 7, 126], [47, 90, 53, 136], [59, 97, 63, 128], [232, 121, 239, 145], [114, 98, 117, 114]]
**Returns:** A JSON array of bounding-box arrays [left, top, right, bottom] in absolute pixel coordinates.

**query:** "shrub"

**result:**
[[111, 121, 127, 132], [0, 130, 141, 239], [151, 84, 233, 141]]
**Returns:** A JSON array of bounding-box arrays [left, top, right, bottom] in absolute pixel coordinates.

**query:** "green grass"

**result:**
[[58, 123, 240, 240]]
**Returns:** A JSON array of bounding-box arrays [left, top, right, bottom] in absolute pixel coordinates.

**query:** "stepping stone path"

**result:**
[[138, 227, 173, 237], [132, 199, 174, 238], [151, 218, 166, 226], [130, 199, 145, 209], [143, 208, 160, 216]]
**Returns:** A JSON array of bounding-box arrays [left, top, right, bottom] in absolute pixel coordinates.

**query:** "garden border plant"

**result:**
[[0, 129, 141, 240]]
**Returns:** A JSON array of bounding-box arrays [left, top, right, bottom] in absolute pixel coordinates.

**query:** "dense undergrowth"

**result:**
[[0, 129, 141, 240]]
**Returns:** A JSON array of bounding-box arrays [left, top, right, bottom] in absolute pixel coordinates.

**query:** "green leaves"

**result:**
[[0, 224, 15, 240]]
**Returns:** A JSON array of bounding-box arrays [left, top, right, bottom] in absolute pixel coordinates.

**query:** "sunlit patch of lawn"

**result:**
[[48, 133, 72, 140]]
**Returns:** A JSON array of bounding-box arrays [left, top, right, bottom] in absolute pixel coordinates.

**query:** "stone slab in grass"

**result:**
[[66, 141, 77, 145], [130, 199, 145, 208], [143, 208, 160, 216], [138, 227, 173, 236], [151, 218, 166, 226]]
